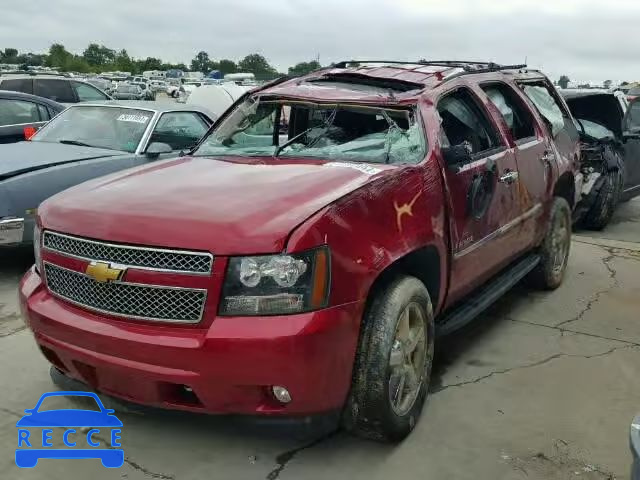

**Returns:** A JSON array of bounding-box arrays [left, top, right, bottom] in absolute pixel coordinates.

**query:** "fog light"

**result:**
[[272, 386, 292, 404]]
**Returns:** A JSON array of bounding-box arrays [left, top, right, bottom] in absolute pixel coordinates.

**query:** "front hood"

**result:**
[[564, 94, 624, 139], [0, 142, 121, 180], [40, 156, 396, 254]]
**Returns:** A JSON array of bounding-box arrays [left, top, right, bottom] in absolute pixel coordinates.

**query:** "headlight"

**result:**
[[219, 247, 330, 316], [33, 224, 42, 274]]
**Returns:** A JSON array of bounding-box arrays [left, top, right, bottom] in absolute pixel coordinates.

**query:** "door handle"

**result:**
[[499, 170, 519, 184], [541, 151, 555, 164]]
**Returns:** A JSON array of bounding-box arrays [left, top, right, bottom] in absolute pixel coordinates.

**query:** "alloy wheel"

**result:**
[[388, 302, 427, 416], [551, 210, 570, 276]]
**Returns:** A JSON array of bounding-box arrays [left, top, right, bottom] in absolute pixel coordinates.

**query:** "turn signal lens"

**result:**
[[23, 126, 37, 140], [311, 248, 329, 309]]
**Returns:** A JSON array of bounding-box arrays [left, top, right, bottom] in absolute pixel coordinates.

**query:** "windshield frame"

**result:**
[[31, 104, 158, 154], [192, 96, 427, 166]]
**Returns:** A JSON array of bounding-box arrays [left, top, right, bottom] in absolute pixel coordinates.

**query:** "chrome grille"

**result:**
[[43, 231, 212, 274], [44, 263, 207, 323]]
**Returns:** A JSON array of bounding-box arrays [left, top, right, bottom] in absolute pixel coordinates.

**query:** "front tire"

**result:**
[[583, 169, 621, 230], [342, 276, 435, 442], [529, 197, 572, 290]]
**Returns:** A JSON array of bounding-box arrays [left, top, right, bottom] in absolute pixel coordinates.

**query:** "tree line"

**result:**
[[0, 45, 323, 79], [557, 75, 626, 89]]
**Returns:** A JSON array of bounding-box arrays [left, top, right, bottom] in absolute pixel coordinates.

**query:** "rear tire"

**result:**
[[342, 276, 435, 442], [529, 197, 572, 290], [583, 169, 621, 230]]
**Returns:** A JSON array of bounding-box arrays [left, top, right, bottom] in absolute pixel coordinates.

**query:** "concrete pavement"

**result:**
[[1, 199, 638, 480]]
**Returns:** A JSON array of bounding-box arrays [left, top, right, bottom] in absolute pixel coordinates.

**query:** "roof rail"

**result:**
[[0, 70, 70, 77], [333, 60, 527, 73]]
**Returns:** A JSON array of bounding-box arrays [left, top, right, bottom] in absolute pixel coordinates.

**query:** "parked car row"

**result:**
[[3, 61, 639, 447], [0, 71, 167, 106]]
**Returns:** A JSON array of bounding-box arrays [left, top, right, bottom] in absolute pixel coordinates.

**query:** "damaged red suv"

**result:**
[[20, 61, 579, 441]]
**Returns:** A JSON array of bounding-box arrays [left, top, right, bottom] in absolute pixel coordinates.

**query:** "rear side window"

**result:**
[[0, 99, 41, 126], [72, 81, 109, 101], [482, 84, 536, 142], [438, 88, 502, 155], [37, 104, 51, 121], [521, 84, 565, 137], [34, 79, 75, 103], [0, 78, 33, 94]]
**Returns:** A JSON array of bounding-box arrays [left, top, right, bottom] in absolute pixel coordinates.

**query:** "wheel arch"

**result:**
[[364, 245, 442, 317], [553, 172, 576, 208]]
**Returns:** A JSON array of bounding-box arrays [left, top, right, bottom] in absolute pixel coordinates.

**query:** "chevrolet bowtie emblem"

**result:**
[[85, 261, 126, 283]]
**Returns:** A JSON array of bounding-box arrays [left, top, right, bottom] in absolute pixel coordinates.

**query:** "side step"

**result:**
[[435, 254, 541, 338]]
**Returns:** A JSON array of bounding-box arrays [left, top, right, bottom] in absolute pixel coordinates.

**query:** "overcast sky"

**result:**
[[3, 0, 640, 82]]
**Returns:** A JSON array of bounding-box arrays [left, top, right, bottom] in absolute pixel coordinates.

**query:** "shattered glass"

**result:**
[[194, 98, 426, 165], [485, 88, 515, 129], [522, 85, 565, 137]]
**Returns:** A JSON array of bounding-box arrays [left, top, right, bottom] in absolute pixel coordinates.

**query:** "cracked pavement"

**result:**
[[1, 199, 638, 480]]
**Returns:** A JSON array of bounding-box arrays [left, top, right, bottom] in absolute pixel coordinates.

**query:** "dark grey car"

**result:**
[[0, 90, 64, 144], [0, 72, 112, 105], [0, 102, 215, 247]]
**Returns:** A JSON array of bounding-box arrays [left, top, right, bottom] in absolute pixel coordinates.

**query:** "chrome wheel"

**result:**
[[388, 302, 427, 416], [551, 210, 570, 276]]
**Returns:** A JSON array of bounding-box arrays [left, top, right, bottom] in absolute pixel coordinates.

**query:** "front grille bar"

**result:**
[[44, 263, 207, 323], [43, 231, 212, 275]]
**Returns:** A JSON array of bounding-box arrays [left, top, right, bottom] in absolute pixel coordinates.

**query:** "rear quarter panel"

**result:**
[[286, 160, 448, 312]]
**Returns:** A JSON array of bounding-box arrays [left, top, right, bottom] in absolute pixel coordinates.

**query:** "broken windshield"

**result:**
[[193, 98, 426, 164]]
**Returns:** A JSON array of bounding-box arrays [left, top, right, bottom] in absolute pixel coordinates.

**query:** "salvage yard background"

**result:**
[[1, 198, 639, 480]]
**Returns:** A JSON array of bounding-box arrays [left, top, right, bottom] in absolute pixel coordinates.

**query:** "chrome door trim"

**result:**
[[454, 203, 543, 260]]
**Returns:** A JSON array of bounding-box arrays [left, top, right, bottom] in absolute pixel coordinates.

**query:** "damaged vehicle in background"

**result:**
[[20, 61, 578, 442], [0, 102, 214, 247], [130, 82, 156, 101], [112, 83, 146, 101], [560, 90, 640, 229]]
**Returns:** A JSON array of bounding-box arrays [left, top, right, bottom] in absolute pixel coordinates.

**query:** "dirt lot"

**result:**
[[1, 199, 639, 480]]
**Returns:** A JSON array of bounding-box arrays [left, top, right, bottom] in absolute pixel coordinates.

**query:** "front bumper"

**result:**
[[19, 268, 363, 416], [0, 217, 24, 245], [632, 416, 640, 480]]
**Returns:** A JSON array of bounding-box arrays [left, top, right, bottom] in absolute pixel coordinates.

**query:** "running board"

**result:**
[[436, 254, 541, 338]]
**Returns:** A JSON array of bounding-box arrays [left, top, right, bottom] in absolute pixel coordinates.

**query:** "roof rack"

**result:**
[[333, 60, 527, 73], [0, 70, 70, 77]]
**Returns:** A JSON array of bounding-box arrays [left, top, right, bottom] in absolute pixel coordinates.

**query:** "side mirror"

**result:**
[[442, 143, 473, 170], [145, 142, 173, 158]]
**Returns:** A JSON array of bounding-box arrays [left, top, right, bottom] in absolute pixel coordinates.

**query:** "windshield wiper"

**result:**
[[58, 140, 95, 148]]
